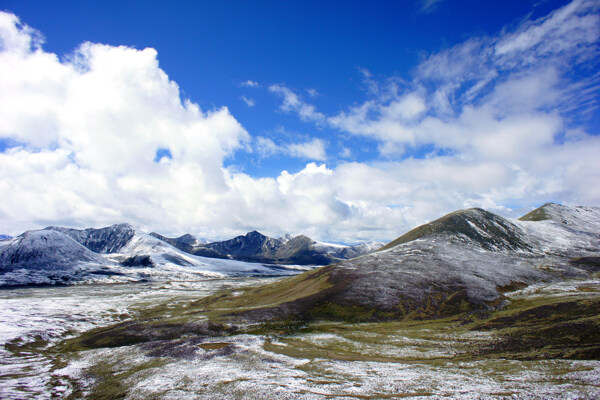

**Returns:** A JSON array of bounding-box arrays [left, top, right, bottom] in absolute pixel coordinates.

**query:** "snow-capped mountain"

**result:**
[[151, 230, 384, 265], [212, 203, 600, 322], [0, 230, 107, 269], [0, 225, 311, 287], [312, 240, 386, 260], [45, 223, 136, 253], [149, 232, 208, 254], [0, 230, 115, 286]]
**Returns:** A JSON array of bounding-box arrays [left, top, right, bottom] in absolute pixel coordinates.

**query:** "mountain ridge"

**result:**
[[150, 230, 384, 265], [380, 207, 532, 252], [45, 223, 136, 254], [196, 203, 600, 323], [0, 225, 319, 286]]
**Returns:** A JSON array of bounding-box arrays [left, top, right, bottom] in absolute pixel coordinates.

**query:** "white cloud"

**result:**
[[240, 79, 259, 87], [255, 136, 280, 157], [2, 3, 600, 245], [271, 1, 599, 161], [0, 12, 249, 234], [269, 84, 326, 123], [339, 146, 352, 158], [254, 136, 327, 161], [306, 88, 318, 97], [240, 95, 255, 107], [261, 0, 600, 238], [494, 0, 599, 58], [380, 93, 426, 120], [287, 138, 327, 161]]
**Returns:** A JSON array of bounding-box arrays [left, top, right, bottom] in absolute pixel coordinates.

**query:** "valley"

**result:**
[[3, 275, 599, 399], [1, 203, 600, 398]]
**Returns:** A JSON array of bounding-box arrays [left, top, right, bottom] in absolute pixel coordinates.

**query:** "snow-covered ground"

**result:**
[[104, 343, 600, 400], [0, 277, 284, 399], [2, 277, 599, 399]]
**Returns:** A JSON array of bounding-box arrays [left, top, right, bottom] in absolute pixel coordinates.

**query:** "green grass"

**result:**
[[518, 204, 552, 221], [380, 207, 532, 251], [473, 295, 600, 360], [190, 265, 335, 320], [14, 275, 594, 399], [68, 356, 167, 400]]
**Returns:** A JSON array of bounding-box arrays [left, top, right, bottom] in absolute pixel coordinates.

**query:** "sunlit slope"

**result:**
[[199, 204, 600, 322]]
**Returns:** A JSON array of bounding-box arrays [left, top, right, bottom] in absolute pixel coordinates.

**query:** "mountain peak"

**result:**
[[518, 203, 560, 222], [519, 203, 600, 234], [1, 230, 106, 269], [175, 233, 199, 245], [109, 223, 135, 230], [381, 207, 530, 252], [246, 230, 267, 238], [278, 233, 293, 243], [44, 223, 136, 253]]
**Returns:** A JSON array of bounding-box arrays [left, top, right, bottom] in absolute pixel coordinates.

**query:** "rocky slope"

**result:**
[[197, 203, 600, 323], [149, 232, 208, 254], [151, 230, 384, 265], [45, 224, 136, 253]]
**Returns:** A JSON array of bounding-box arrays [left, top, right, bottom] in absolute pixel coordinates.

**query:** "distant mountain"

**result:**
[[0, 230, 107, 268], [199, 203, 600, 323], [0, 224, 311, 287], [149, 232, 208, 254], [45, 223, 136, 253], [0, 230, 111, 286], [0, 234, 11, 240], [151, 230, 384, 265]]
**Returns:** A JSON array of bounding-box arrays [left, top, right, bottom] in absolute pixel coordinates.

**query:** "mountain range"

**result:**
[[0, 224, 381, 286], [2, 202, 598, 302], [150, 230, 383, 265], [196, 203, 600, 322]]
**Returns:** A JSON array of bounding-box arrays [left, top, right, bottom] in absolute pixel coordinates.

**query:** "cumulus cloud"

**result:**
[[263, 0, 600, 235], [2, 2, 600, 244], [0, 12, 250, 235], [0, 12, 340, 242]]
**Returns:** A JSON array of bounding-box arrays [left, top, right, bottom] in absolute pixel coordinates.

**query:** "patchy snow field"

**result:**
[[0, 277, 282, 399], [57, 331, 600, 400], [2, 278, 600, 399]]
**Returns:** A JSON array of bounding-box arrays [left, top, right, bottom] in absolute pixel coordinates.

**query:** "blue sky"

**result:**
[[0, 0, 599, 242]]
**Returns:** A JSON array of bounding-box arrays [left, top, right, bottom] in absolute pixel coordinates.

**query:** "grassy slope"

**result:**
[[14, 203, 597, 397], [518, 203, 552, 221], [262, 283, 600, 362], [46, 277, 600, 361], [53, 203, 600, 352], [380, 208, 533, 251], [16, 277, 596, 399]]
